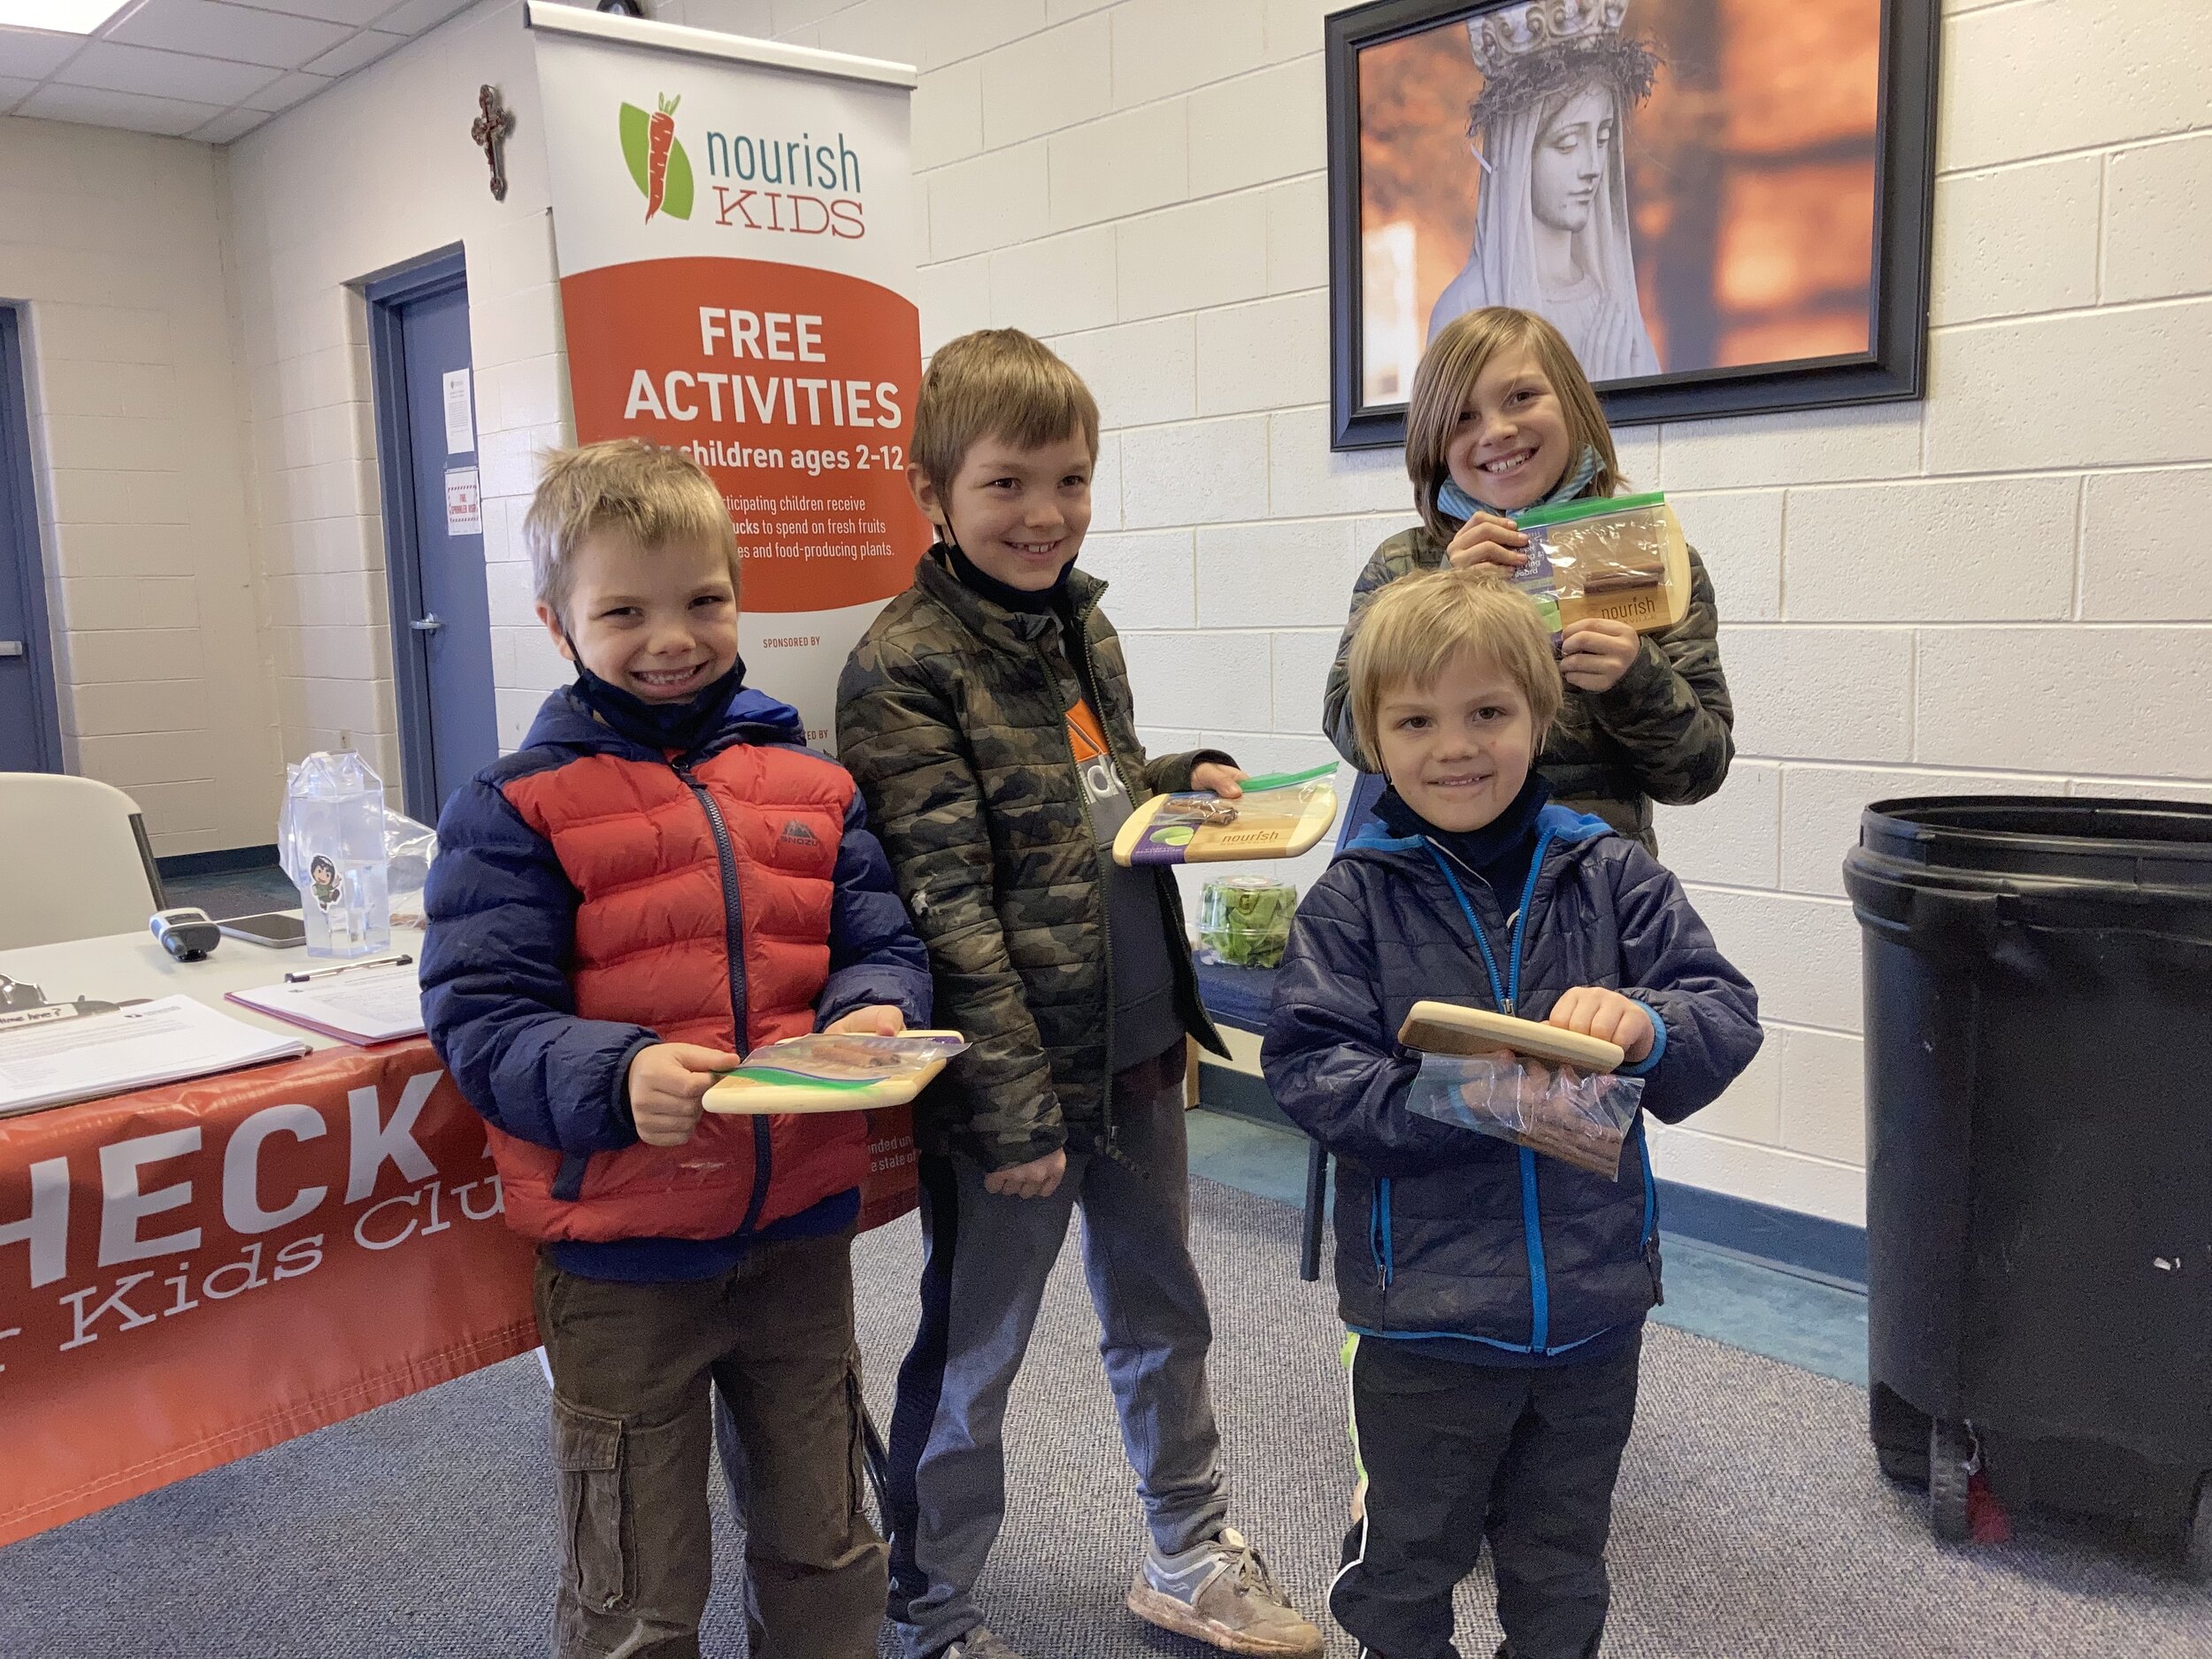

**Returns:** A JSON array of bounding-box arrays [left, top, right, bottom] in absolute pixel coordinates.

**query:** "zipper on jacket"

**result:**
[[1429, 834, 1559, 1353], [1048, 632, 1123, 1164], [1371, 1176, 1394, 1288], [674, 758, 772, 1233]]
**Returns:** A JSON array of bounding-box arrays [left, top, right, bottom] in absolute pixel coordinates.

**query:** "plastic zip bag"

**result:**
[[1509, 491, 1690, 647], [1405, 1050, 1646, 1179]]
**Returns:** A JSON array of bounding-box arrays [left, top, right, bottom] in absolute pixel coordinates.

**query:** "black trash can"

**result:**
[[1843, 796, 2212, 1571]]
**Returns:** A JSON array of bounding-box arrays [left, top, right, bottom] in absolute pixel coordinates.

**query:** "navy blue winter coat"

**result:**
[[1263, 804, 1762, 1356]]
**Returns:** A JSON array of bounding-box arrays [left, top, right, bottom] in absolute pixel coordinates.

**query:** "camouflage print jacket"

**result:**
[[836, 552, 1227, 1171], [1319, 525, 1734, 850]]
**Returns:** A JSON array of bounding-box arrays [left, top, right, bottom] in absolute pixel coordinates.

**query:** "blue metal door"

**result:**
[[0, 308, 61, 773], [382, 273, 497, 818]]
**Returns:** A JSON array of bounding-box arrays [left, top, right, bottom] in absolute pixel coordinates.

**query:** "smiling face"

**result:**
[[540, 530, 740, 702], [1444, 344, 1573, 512], [1373, 647, 1536, 834], [911, 429, 1094, 592]]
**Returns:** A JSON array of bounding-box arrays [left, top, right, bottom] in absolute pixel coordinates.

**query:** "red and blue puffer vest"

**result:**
[[484, 718, 865, 1244]]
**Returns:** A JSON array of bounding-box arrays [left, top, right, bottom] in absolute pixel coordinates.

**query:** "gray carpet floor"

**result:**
[[2, 1177, 2204, 1658]]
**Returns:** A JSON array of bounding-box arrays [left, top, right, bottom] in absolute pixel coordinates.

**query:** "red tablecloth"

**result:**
[[0, 1040, 917, 1547]]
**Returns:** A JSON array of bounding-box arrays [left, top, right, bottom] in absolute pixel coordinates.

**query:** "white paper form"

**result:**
[[0, 995, 310, 1118], [227, 965, 426, 1046], [442, 368, 475, 454]]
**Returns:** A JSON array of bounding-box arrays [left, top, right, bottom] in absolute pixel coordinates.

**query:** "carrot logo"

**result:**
[[620, 94, 694, 221]]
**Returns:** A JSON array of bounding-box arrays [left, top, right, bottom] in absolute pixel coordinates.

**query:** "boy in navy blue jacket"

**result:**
[[1263, 568, 1761, 1659]]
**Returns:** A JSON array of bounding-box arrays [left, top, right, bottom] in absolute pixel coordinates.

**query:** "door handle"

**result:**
[[0, 641, 22, 658], [410, 614, 444, 634]]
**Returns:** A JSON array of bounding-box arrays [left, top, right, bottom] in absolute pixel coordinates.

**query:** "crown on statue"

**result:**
[[1468, 0, 1631, 78], [1463, 0, 1656, 137]]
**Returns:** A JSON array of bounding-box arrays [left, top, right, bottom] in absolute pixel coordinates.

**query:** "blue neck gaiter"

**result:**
[[1435, 444, 1601, 526]]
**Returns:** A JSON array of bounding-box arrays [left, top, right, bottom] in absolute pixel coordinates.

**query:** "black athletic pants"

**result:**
[[1331, 1333, 1641, 1659]]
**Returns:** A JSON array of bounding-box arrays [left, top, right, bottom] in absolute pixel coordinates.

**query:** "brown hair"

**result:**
[[1402, 307, 1622, 541], [1346, 566, 1563, 772], [524, 440, 739, 620], [911, 328, 1100, 503]]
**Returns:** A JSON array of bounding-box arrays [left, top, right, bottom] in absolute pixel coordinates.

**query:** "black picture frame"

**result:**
[[1326, 0, 1940, 449]]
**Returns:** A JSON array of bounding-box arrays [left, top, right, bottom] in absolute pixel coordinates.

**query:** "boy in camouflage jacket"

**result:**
[[837, 331, 1322, 1659]]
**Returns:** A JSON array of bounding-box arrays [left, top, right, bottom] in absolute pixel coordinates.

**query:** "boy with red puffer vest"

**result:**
[[422, 440, 930, 1659]]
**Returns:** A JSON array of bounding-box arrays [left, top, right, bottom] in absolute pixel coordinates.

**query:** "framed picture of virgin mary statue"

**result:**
[[1326, 0, 1939, 448]]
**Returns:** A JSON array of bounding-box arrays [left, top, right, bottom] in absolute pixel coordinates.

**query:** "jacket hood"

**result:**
[[520, 680, 807, 758]]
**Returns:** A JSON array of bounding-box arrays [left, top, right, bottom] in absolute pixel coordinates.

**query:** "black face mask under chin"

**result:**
[[570, 657, 747, 756], [935, 513, 1071, 616]]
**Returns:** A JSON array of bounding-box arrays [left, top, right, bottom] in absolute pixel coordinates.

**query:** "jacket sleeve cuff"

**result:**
[[1616, 996, 1669, 1078], [1152, 749, 1238, 794], [1593, 638, 1674, 715], [815, 963, 933, 1032], [602, 1032, 661, 1147]]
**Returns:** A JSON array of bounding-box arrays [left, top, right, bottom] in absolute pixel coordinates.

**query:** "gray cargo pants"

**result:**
[[881, 1044, 1229, 1659]]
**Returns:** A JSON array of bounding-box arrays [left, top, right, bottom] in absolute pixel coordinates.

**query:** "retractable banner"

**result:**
[[529, 5, 926, 747]]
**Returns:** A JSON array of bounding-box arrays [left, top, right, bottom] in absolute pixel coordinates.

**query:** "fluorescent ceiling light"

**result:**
[[0, 0, 134, 34]]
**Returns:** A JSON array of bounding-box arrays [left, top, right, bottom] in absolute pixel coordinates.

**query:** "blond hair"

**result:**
[[524, 440, 738, 619], [912, 328, 1100, 502], [1347, 568, 1563, 772], [1403, 307, 1622, 542]]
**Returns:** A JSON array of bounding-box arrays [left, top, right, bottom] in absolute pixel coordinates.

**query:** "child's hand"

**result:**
[[1559, 619, 1640, 693], [1548, 987, 1655, 1064], [823, 1004, 908, 1036], [1446, 511, 1530, 571], [1191, 762, 1247, 799], [984, 1148, 1067, 1201], [626, 1042, 740, 1146]]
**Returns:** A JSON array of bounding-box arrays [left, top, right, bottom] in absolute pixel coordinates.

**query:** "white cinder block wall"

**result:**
[[644, 0, 2212, 1227], [55, 0, 2193, 1221], [223, 0, 571, 789], [0, 118, 277, 856]]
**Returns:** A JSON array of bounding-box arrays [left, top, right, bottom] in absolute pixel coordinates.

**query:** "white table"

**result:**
[[0, 922, 427, 1051], [0, 921, 536, 1549]]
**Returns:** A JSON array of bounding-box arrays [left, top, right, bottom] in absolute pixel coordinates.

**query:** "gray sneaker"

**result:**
[[941, 1626, 1025, 1659], [1127, 1526, 1324, 1656]]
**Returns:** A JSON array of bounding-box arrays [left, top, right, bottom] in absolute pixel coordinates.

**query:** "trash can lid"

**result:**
[[1859, 795, 2212, 890]]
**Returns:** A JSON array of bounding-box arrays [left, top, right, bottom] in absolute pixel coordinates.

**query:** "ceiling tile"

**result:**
[[239, 66, 328, 110], [231, 0, 405, 24], [0, 30, 85, 78], [0, 73, 39, 111], [368, 0, 472, 35], [107, 0, 354, 69], [15, 81, 227, 136], [54, 40, 283, 104], [303, 25, 403, 76], [189, 104, 272, 143]]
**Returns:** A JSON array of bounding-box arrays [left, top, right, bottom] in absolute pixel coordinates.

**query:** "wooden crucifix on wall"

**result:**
[[472, 84, 515, 202]]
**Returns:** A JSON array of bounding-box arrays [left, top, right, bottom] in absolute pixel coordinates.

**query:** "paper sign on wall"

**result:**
[[444, 466, 482, 535], [442, 369, 475, 455]]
